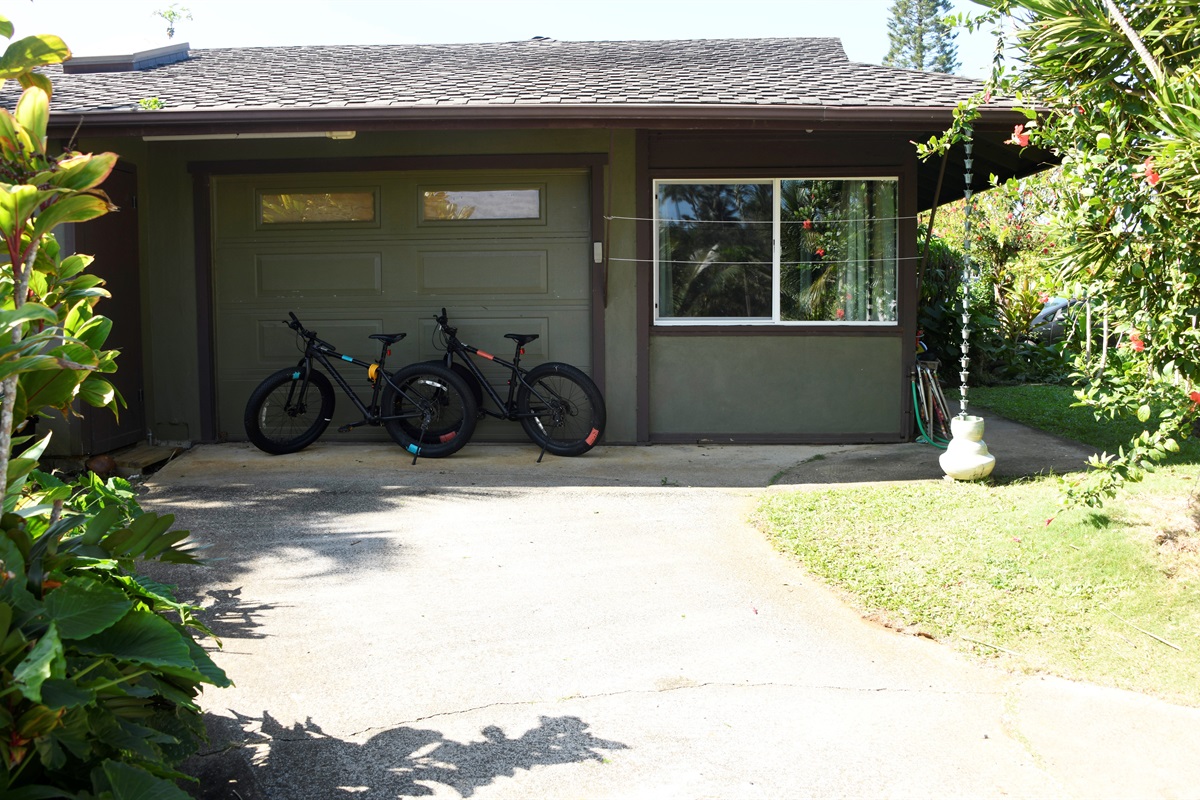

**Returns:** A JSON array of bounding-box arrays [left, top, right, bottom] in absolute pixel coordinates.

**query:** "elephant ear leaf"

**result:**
[[43, 579, 132, 640], [101, 760, 192, 800]]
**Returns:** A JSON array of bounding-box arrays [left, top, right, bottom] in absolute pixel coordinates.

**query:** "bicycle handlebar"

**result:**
[[284, 311, 318, 341], [435, 307, 456, 338]]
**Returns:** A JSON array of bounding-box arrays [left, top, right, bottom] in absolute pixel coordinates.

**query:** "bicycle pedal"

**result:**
[[336, 424, 353, 433]]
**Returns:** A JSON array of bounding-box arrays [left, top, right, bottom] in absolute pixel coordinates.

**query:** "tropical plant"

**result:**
[[0, 15, 228, 797], [152, 5, 192, 41], [923, 0, 1200, 505], [883, 0, 960, 74], [1, 471, 228, 798]]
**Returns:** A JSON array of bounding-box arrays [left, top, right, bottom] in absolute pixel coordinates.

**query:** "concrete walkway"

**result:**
[[139, 419, 1200, 799]]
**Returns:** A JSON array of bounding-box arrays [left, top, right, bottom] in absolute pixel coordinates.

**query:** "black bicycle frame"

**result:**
[[292, 334, 412, 430], [439, 332, 544, 422]]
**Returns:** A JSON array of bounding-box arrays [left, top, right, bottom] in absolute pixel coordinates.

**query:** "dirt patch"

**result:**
[[1127, 491, 1200, 579]]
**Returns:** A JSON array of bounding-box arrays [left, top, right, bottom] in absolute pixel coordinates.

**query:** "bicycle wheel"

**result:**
[[421, 359, 484, 412], [244, 367, 335, 454], [381, 363, 477, 458], [516, 362, 606, 457]]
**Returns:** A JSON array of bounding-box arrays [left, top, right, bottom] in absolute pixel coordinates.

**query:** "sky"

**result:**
[[2, 0, 997, 78]]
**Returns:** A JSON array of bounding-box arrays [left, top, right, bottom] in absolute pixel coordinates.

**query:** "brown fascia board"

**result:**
[[47, 103, 1032, 138]]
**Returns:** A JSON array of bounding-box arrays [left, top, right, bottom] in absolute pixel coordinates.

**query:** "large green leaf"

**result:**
[[182, 637, 231, 688], [101, 760, 191, 800], [0, 34, 70, 79], [78, 375, 119, 410], [74, 610, 193, 670], [0, 16, 13, 40], [2, 786, 76, 799], [0, 302, 57, 336], [38, 677, 95, 710], [0, 183, 49, 240], [13, 84, 48, 152], [13, 621, 64, 702], [43, 579, 132, 639], [31, 193, 111, 241], [67, 310, 112, 349], [5, 431, 51, 513], [104, 514, 175, 558], [47, 151, 117, 192]]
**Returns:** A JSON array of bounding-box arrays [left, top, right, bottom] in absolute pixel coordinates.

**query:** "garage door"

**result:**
[[211, 168, 593, 442]]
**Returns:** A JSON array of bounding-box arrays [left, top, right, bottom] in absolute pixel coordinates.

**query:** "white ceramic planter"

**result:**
[[939, 415, 996, 481]]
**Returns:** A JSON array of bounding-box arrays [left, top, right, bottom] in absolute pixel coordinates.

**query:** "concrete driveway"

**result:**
[[139, 433, 1200, 799]]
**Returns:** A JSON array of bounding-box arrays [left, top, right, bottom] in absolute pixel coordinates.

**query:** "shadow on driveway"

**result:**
[[188, 712, 627, 799]]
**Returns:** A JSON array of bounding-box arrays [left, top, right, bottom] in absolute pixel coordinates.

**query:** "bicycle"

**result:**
[[429, 308, 606, 460], [244, 312, 477, 460]]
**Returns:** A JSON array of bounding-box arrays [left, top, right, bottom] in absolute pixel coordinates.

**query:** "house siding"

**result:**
[[65, 125, 920, 450]]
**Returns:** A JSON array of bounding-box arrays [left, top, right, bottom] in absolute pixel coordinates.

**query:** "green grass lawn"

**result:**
[[970, 383, 1200, 463], [756, 383, 1200, 706]]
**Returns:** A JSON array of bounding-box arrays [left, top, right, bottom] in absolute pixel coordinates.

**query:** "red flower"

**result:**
[[802, 219, 813, 230], [1189, 391, 1200, 404], [836, 308, 845, 319], [982, 89, 992, 104], [1038, 292, 1050, 303], [1143, 157, 1161, 186], [1127, 332, 1145, 352], [816, 247, 825, 257], [1008, 124, 1030, 147]]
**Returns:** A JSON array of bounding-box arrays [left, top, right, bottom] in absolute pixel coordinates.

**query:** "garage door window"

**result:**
[[259, 189, 377, 225], [420, 187, 543, 223]]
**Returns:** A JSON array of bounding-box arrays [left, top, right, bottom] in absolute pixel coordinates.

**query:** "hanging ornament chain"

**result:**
[[959, 128, 975, 419]]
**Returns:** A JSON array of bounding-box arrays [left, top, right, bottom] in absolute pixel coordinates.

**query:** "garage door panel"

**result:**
[[215, 245, 406, 304], [412, 242, 590, 301], [418, 250, 547, 295], [257, 252, 383, 297]]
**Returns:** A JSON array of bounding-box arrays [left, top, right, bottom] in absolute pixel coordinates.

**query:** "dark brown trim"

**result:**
[[634, 130, 651, 445], [650, 432, 907, 445], [52, 104, 1034, 138], [650, 326, 903, 337], [588, 163, 607, 398], [648, 164, 910, 180], [898, 151, 920, 442], [187, 153, 606, 175], [192, 171, 217, 442]]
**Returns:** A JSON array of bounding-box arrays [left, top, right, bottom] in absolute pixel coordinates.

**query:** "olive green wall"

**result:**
[[65, 127, 911, 450], [648, 336, 903, 438], [74, 129, 642, 447]]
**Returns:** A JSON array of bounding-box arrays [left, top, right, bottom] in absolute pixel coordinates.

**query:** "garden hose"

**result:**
[[913, 381, 950, 449]]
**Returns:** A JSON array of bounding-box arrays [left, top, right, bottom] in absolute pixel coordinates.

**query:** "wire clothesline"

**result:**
[[609, 255, 923, 266], [604, 213, 922, 225]]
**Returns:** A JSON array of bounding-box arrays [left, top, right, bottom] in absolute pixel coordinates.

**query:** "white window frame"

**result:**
[[652, 177, 900, 327]]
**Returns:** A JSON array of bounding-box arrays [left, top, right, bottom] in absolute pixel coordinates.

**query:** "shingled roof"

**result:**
[[34, 37, 1001, 118]]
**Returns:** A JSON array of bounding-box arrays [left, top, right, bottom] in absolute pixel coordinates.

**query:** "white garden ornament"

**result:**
[[939, 129, 996, 481]]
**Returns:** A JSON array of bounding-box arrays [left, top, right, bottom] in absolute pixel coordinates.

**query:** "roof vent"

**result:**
[[63, 42, 190, 74], [530, 36, 554, 41]]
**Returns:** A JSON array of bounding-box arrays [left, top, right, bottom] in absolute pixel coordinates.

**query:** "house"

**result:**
[[13, 37, 1048, 452]]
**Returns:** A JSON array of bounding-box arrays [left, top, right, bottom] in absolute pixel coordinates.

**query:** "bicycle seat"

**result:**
[[369, 333, 406, 345], [505, 333, 539, 346]]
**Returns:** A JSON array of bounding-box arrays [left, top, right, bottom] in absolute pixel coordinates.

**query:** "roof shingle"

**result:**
[[27, 37, 995, 115]]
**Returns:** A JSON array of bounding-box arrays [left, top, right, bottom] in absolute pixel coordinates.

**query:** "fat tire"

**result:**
[[382, 363, 477, 458], [516, 362, 606, 457], [244, 367, 335, 454]]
